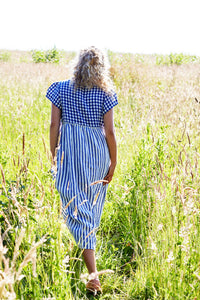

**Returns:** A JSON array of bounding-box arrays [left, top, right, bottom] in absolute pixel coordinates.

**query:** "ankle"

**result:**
[[88, 271, 98, 281]]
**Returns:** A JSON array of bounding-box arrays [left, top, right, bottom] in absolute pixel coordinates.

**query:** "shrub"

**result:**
[[32, 47, 61, 63], [0, 51, 11, 62], [45, 48, 60, 63], [156, 53, 200, 65]]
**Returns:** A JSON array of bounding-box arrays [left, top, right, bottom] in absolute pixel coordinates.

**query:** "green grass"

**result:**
[[1, 50, 200, 299]]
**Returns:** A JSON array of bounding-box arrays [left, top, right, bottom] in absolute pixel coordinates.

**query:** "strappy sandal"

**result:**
[[86, 278, 102, 295]]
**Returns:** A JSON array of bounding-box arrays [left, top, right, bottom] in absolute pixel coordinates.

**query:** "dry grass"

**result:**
[[0, 228, 46, 300]]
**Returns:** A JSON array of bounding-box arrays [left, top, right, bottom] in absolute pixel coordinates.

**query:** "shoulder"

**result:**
[[90, 86, 107, 97], [58, 79, 70, 88], [92, 86, 117, 98], [46, 81, 61, 99], [102, 90, 118, 114], [46, 79, 71, 98], [46, 82, 62, 108], [47, 81, 60, 90], [59, 79, 76, 92], [104, 89, 118, 101]]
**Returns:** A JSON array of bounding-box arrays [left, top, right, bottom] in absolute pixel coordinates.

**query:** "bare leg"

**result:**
[[82, 249, 97, 276], [83, 249, 102, 293]]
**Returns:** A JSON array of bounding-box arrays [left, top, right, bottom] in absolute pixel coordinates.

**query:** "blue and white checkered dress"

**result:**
[[46, 79, 118, 250]]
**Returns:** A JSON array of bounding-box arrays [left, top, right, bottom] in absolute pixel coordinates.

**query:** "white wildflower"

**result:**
[[167, 250, 174, 263], [157, 224, 163, 231], [171, 206, 176, 215], [62, 255, 70, 265], [151, 241, 157, 252]]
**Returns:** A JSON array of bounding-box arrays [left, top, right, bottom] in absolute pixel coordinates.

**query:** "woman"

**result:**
[[46, 46, 118, 294]]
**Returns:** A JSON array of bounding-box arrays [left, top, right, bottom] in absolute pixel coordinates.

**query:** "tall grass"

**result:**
[[0, 51, 200, 299]]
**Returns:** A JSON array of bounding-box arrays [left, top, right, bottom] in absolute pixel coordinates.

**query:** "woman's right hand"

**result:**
[[103, 163, 116, 185]]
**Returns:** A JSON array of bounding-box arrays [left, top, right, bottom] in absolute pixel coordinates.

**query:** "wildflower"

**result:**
[[166, 250, 174, 263], [151, 241, 157, 251], [171, 206, 176, 215], [62, 255, 70, 266]]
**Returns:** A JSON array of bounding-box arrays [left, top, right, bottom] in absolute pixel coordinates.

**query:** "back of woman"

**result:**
[[47, 79, 117, 127], [46, 46, 118, 295]]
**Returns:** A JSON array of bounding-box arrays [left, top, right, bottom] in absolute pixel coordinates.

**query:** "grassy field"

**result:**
[[1, 50, 200, 299]]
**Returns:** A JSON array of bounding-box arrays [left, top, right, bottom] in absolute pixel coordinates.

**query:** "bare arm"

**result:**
[[103, 108, 117, 185], [50, 103, 61, 163]]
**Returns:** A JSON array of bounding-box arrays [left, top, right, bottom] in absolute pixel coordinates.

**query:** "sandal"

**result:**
[[86, 278, 102, 295]]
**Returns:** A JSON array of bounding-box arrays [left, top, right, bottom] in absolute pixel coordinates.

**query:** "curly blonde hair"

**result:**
[[72, 46, 113, 93]]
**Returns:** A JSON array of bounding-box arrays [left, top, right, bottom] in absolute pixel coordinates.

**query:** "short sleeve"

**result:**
[[103, 92, 118, 115], [46, 82, 61, 109]]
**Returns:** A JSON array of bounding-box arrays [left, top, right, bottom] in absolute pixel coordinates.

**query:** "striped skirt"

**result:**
[[55, 123, 110, 250]]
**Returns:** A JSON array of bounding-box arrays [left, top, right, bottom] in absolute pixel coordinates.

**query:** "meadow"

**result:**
[[0, 50, 200, 299]]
